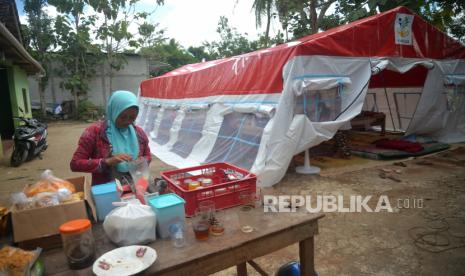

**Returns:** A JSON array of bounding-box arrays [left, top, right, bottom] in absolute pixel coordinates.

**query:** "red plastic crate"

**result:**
[[161, 162, 256, 217]]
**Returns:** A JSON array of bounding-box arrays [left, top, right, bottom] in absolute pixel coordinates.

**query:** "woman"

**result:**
[[70, 90, 151, 185]]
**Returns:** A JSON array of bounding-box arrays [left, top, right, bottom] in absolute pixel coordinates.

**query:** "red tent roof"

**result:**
[[140, 6, 465, 99]]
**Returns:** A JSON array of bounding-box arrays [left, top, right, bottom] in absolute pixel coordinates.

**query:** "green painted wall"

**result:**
[[8, 66, 33, 127], [0, 66, 33, 159]]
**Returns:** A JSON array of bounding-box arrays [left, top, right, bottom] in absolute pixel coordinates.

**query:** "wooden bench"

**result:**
[[350, 111, 386, 135]]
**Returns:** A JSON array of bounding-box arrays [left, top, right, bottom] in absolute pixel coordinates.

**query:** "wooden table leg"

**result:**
[[299, 236, 314, 276], [237, 262, 247, 276]]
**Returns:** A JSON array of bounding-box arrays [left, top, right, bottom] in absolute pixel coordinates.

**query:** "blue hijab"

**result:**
[[106, 90, 139, 172]]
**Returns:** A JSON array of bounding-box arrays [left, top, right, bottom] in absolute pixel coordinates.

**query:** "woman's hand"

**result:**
[[104, 153, 133, 167]]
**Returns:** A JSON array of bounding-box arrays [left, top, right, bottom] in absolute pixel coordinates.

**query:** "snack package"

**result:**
[[0, 246, 41, 276], [10, 192, 34, 211], [103, 202, 156, 246], [33, 192, 60, 208], [23, 170, 76, 197]]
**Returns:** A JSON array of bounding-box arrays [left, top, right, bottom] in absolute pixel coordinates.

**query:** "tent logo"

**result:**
[[395, 13, 414, 45]]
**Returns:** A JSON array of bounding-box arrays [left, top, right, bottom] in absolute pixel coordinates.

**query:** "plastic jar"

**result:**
[[59, 219, 96, 269], [188, 181, 200, 190], [201, 178, 213, 187]]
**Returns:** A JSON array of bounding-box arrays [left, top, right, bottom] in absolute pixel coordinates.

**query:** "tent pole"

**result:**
[[296, 149, 321, 174]]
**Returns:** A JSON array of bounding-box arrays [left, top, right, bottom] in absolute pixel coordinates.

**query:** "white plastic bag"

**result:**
[[103, 202, 156, 246]]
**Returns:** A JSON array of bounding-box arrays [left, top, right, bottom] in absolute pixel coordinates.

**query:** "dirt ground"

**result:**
[[1, 122, 464, 275]]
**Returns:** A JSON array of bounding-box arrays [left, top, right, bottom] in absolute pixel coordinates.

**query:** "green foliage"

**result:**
[[22, 0, 56, 115], [335, 0, 465, 42], [187, 46, 216, 62], [48, 0, 100, 117], [202, 16, 260, 59], [140, 39, 197, 76], [77, 99, 104, 120]]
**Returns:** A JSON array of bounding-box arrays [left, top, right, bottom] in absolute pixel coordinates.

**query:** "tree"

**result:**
[[277, 0, 337, 38], [187, 46, 216, 62], [49, 0, 100, 118], [89, 0, 164, 105], [203, 16, 260, 58], [23, 0, 56, 116], [139, 39, 197, 77], [138, 21, 165, 48], [335, 0, 465, 42], [251, 0, 275, 47]]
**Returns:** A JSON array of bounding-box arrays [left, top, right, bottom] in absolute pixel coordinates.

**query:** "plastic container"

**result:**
[[59, 219, 95, 269], [148, 193, 185, 238], [161, 162, 256, 217], [91, 181, 120, 221], [276, 261, 318, 276]]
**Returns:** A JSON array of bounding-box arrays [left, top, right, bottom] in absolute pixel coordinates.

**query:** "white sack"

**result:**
[[103, 203, 156, 246]]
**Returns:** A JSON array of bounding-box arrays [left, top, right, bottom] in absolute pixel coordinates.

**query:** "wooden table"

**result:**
[[43, 207, 323, 276]]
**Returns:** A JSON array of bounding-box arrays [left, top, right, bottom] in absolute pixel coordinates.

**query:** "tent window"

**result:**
[[143, 106, 160, 134], [137, 102, 149, 127], [294, 85, 342, 122], [171, 109, 207, 158], [154, 109, 177, 145], [445, 84, 465, 112], [204, 112, 270, 170]]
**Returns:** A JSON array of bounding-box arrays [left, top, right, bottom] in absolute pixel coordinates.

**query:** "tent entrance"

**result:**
[[361, 66, 429, 133]]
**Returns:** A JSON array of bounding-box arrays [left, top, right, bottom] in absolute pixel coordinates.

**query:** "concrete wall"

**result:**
[[9, 66, 33, 122], [28, 54, 149, 108], [0, 65, 32, 158]]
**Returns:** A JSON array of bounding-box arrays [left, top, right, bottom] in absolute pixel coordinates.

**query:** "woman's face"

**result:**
[[116, 106, 139, 129]]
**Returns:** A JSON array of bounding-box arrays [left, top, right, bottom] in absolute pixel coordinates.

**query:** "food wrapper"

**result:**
[[0, 246, 41, 276], [0, 207, 9, 237], [23, 170, 76, 197]]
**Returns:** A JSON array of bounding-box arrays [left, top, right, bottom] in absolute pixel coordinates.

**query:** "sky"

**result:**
[[16, 0, 282, 48]]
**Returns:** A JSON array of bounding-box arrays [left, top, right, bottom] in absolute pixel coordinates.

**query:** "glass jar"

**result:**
[[59, 219, 95, 269]]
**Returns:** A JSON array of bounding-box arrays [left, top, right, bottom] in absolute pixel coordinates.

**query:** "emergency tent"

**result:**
[[137, 6, 465, 187]]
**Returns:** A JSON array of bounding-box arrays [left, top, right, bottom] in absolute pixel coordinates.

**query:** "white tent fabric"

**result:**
[[136, 6, 465, 187], [137, 57, 465, 187], [407, 60, 465, 143]]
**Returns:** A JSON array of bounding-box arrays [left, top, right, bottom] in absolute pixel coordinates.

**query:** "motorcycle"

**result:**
[[10, 107, 48, 167]]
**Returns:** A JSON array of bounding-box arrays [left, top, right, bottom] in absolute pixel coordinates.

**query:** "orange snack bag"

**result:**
[[23, 170, 76, 197]]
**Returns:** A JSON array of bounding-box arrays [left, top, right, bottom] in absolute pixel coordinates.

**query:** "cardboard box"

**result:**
[[11, 176, 96, 248]]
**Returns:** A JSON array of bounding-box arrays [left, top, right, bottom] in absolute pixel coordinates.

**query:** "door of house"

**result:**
[[0, 68, 15, 140]]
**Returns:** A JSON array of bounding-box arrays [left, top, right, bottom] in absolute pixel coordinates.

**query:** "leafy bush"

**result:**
[[77, 100, 104, 120]]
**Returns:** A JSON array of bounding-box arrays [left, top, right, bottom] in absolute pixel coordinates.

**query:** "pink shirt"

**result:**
[[70, 121, 151, 185]]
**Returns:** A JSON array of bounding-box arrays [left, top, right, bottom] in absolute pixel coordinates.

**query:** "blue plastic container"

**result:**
[[91, 181, 120, 221], [276, 261, 318, 276], [148, 193, 185, 238]]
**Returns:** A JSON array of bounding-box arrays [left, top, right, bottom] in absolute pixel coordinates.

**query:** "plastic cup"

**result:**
[[198, 200, 215, 220], [192, 208, 210, 241], [169, 222, 186, 248], [238, 191, 256, 233], [238, 205, 255, 233], [210, 209, 225, 236]]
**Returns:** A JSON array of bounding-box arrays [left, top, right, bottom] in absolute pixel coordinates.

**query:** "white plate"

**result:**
[[92, 245, 157, 276]]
